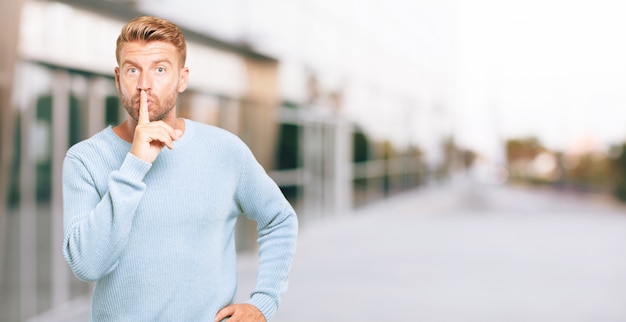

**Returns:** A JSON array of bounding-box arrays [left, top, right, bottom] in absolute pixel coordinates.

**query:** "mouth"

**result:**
[[135, 98, 153, 106]]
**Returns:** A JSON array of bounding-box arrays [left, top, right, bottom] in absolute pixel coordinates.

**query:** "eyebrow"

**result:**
[[121, 59, 174, 68], [154, 59, 174, 66]]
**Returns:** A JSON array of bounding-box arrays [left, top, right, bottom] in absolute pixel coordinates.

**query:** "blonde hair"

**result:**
[[116, 16, 187, 67]]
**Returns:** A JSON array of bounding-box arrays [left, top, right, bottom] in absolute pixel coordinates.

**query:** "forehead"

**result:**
[[119, 40, 180, 65]]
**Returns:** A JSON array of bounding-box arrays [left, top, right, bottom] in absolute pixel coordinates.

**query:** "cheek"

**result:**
[[119, 87, 130, 101], [119, 80, 133, 97]]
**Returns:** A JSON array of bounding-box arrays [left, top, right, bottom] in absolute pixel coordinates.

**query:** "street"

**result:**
[[237, 179, 626, 322]]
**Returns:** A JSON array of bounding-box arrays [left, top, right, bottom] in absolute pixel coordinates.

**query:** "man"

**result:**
[[62, 16, 298, 322]]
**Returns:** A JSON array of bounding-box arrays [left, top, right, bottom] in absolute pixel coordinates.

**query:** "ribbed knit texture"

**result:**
[[62, 119, 298, 321]]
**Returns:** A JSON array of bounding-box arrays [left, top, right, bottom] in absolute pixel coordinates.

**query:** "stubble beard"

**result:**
[[121, 88, 178, 123]]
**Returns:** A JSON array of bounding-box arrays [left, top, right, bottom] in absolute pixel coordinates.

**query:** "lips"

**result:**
[[135, 96, 154, 106]]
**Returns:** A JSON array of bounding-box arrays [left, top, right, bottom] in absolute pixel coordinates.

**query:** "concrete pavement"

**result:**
[[237, 180, 626, 322]]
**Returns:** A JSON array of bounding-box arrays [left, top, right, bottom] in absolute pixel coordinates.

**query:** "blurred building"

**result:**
[[1, 0, 452, 321]]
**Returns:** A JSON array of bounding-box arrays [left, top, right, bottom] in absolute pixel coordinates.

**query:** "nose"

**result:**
[[136, 72, 152, 92]]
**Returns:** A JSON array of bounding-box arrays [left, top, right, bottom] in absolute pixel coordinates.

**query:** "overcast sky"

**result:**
[[455, 0, 626, 157]]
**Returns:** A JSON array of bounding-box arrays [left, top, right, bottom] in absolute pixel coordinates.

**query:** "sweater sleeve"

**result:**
[[235, 145, 299, 321], [62, 152, 151, 282]]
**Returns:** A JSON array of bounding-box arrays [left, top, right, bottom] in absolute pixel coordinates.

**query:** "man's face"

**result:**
[[115, 40, 189, 123]]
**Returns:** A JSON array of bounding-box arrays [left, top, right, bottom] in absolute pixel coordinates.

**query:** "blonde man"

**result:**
[[62, 16, 298, 322]]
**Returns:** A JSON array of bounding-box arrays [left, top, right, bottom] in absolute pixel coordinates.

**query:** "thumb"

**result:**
[[215, 305, 235, 322]]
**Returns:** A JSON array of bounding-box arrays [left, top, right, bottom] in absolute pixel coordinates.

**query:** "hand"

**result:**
[[215, 304, 266, 322], [129, 90, 182, 163]]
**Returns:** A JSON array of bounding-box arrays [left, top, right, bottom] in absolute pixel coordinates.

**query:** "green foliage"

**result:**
[[505, 136, 614, 196], [610, 143, 626, 201]]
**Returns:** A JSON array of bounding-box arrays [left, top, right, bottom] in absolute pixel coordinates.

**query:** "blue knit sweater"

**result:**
[[62, 119, 298, 321]]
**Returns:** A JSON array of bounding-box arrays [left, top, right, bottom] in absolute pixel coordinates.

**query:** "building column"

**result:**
[[51, 69, 70, 309], [331, 118, 353, 217], [0, 0, 23, 304]]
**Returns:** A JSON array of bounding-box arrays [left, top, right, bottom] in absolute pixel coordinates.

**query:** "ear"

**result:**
[[177, 67, 189, 93], [114, 67, 121, 92]]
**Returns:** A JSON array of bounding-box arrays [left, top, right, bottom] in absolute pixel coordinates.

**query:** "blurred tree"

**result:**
[[352, 128, 370, 163], [506, 137, 546, 180], [506, 137, 544, 161], [564, 152, 610, 193], [274, 123, 300, 170], [273, 102, 302, 202], [610, 143, 626, 201], [506, 136, 614, 195]]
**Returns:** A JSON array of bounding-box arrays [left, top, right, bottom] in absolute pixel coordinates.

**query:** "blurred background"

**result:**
[[2, 0, 626, 321]]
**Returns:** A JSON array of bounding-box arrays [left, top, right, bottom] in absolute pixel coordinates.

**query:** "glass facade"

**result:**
[[1, 1, 428, 321]]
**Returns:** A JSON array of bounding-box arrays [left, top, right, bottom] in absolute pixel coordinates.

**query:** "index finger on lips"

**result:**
[[138, 90, 149, 125]]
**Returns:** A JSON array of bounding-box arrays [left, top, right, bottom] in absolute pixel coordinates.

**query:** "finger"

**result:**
[[159, 122, 182, 142], [153, 121, 181, 147], [215, 305, 235, 322], [153, 133, 174, 150], [143, 127, 175, 150], [138, 90, 149, 125]]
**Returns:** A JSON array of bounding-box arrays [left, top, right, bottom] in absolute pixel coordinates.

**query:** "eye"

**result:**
[[127, 67, 138, 75], [156, 67, 165, 73]]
